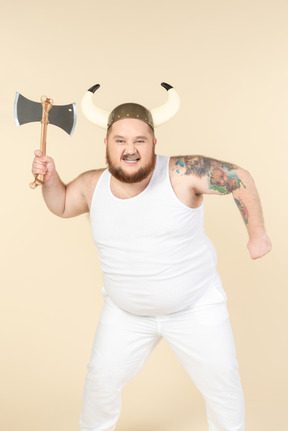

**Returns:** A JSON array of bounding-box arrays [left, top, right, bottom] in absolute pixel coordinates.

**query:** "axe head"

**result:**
[[14, 93, 77, 135]]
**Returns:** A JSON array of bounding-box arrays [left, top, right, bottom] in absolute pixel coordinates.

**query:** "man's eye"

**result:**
[[116, 139, 125, 143], [136, 140, 144, 144]]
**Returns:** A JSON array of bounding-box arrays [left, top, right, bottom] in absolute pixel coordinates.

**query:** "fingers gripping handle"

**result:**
[[30, 96, 53, 189], [29, 177, 44, 189]]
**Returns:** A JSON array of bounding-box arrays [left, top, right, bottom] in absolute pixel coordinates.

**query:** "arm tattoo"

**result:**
[[234, 198, 249, 224], [173, 156, 246, 194]]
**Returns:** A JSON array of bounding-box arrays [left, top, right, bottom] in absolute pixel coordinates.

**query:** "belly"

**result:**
[[102, 270, 222, 316]]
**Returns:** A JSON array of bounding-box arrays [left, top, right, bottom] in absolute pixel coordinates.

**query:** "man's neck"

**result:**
[[110, 170, 154, 199]]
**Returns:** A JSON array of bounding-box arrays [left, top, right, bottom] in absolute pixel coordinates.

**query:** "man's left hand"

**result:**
[[247, 233, 272, 259]]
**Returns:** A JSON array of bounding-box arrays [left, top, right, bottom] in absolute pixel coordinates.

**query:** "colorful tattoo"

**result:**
[[175, 157, 185, 174], [173, 156, 246, 194], [208, 169, 246, 194], [234, 198, 249, 224]]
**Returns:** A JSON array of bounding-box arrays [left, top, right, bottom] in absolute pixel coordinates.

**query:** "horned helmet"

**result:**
[[81, 82, 180, 130]]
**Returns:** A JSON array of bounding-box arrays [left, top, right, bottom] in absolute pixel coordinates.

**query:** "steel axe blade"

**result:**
[[14, 92, 77, 135]]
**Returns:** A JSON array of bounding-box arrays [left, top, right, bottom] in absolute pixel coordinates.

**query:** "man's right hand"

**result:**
[[32, 150, 56, 184]]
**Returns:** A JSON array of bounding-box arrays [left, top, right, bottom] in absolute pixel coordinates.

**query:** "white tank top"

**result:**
[[90, 155, 222, 316]]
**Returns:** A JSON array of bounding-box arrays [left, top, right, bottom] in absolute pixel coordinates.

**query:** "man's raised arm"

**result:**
[[32, 150, 94, 218], [171, 155, 272, 259]]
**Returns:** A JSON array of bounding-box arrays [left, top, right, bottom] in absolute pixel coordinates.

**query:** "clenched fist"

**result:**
[[32, 150, 56, 184], [247, 233, 272, 259]]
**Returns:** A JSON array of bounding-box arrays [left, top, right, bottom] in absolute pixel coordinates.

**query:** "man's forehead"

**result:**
[[108, 119, 154, 137]]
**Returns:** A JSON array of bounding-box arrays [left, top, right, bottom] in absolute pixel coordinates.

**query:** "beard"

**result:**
[[106, 148, 156, 184]]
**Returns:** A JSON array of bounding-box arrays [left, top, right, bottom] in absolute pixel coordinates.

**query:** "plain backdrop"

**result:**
[[1, 0, 287, 430]]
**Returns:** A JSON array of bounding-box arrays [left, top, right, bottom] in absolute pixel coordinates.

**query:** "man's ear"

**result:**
[[154, 138, 157, 146], [104, 137, 107, 147]]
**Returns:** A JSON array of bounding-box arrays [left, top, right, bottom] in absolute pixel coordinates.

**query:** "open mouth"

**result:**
[[122, 155, 141, 164]]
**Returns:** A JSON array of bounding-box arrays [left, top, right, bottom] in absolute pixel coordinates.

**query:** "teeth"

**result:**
[[123, 157, 140, 162], [123, 154, 140, 161]]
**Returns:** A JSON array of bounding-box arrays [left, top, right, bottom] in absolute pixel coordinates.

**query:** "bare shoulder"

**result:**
[[78, 168, 105, 209], [169, 155, 200, 185], [79, 168, 105, 187], [170, 155, 237, 177], [59, 169, 105, 218], [169, 155, 241, 197]]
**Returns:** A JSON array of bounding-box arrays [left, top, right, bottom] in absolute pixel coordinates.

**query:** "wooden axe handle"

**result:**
[[30, 96, 53, 189]]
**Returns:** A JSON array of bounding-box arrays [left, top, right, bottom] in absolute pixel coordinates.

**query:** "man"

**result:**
[[32, 83, 271, 431]]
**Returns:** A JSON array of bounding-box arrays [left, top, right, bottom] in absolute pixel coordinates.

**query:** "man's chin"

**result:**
[[109, 166, 152, 184], [107, 157, 156, 184]]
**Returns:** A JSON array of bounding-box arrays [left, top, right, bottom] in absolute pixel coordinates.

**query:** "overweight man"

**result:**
[[32, 83, 271, 431]]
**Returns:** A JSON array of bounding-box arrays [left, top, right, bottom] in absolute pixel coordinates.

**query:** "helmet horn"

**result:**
[[150, 82, 180, 127], [81, 84, 109, 129]]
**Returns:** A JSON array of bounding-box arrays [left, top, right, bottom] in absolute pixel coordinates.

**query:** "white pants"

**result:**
[[79, 286, 245, 431]]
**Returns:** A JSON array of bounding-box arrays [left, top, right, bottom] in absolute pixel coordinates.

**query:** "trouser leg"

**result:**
[[79, 297, 161, 431], [161, 286, 245, 431]]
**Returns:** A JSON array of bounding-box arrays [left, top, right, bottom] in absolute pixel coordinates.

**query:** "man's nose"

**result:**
[[124, 142, 137, 154]]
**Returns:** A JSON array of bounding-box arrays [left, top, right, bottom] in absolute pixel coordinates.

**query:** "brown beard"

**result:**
[[106, 149, 156, 184]]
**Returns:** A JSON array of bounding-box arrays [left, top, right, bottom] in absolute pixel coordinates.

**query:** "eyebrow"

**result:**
[[135, 136, 148, 139], [112, 135, 148, 140]]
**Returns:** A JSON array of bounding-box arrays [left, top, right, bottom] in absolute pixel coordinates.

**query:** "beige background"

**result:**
[[1, 0, 287, 430]]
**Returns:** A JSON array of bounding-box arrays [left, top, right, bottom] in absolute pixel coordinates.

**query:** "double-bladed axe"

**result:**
[[14, 92, 77, 189]]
